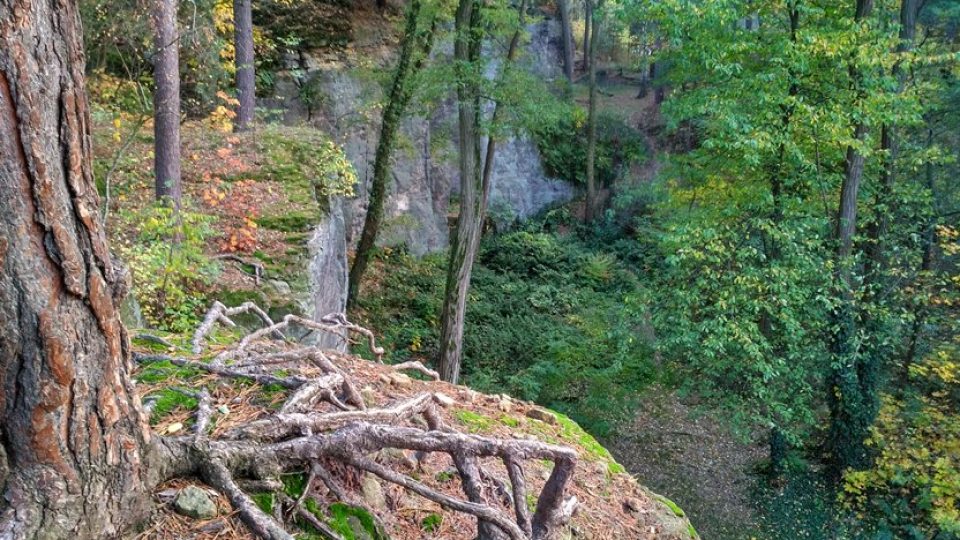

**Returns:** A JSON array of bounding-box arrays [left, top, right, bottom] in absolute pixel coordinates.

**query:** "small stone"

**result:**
[[198, 520, 227, 534], [173, 486, 218, 520], [217, 405, 230, 415], [361, 386, 378, 407], [432, 392, 455, 407], [361, 474, 386, 511], [165, 422, 183, 434], [267, 279, 292, 296], [623, 497, 643, 513], [497, 399, 512, 413], [390, 373, 413, 387], [526, 407, 557, 425]]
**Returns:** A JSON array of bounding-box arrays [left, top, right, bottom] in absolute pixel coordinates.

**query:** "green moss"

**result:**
[[688, 522, 699, 539], [281, 472, 308, 499], [655, 494, 686, 518], [218, 288, 268, 308], [421, 513, 442, 533], [251, 492, 274, 514], [326, 503, 386, 540], [499, 414, 520, 427], [136, 359, 203, 384], [145, 388, 198, 424], [554, 411, 625, 474], [256, 211, 319, 232], [454, 410, 495, 433]]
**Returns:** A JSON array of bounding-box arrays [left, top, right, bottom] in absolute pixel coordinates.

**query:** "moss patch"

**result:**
[[454, 410, 495, 433], [554, 412, 626, 474]]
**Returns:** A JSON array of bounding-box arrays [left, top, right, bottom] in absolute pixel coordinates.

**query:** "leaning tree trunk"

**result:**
[[438, 0, 482, 388], [557, 0, 575, 82], [827, 0, 876, 477], [348, 0, 434, 308], [233, 0, 255, 131], [584, 0, 599, 222], [152, 0, 182, 205], [0, 3, 156, 537]]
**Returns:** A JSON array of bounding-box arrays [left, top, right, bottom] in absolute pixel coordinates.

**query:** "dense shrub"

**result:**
[[356, 229, 656, 435], [530, 107, 646, 187]]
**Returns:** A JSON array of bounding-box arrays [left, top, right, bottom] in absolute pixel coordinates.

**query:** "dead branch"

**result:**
[[192, 301, 281, 354], [214, 253, 265, 285], [201, 459, 293, 540], [153, 302, 579, 540], [392, 360, 441, 381]]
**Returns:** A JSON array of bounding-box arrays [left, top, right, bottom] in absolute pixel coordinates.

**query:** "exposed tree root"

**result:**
[[147, 302, 578, 540]]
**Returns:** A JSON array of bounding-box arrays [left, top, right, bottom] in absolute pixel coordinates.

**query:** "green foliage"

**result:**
[[356, 227, 657, 435], [81, 0, 231, 115], [842, 343, 960, 538], [256, 124, 357, 199], [530, 105, 646, 187], [421, 513, 443, 533], [115, 202, 219, 332]]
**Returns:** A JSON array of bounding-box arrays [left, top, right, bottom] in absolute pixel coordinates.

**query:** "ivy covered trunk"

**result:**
[[827, 0, 876, 476], [0, 1, 156, 536], [152, 0, 182, 204], [348, 0, 429, 308], [233, 0, 255, 131]]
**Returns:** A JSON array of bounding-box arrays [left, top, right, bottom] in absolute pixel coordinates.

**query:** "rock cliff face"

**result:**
[[264, 19, 576, 257]]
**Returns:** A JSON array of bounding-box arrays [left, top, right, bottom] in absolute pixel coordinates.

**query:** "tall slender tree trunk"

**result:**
[[348, 0, 434, 308], [827, 0, 875, 476], [0, 2, 157, 536], [438, 0, 482, 387], [152, 0, 182, 206], [584, 0, 599, 222], [557, 0, 575, 81], [582, 1, 591, 73], [233, 0, 255, 131]]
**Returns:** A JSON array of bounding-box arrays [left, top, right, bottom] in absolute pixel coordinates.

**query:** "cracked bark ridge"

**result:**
[[0, 2, 155, 536], [145, 301, 579, 539]]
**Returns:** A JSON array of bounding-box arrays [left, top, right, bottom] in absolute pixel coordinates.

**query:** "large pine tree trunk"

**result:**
[[0, 2, 156, 536], [152, 0, 182, 204], [233, 0, 255, 131]]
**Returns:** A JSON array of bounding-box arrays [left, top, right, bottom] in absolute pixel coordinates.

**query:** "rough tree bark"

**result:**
[[557, 0, 575, 82], [152, 0, 182, 205], [584, 0, 599, 222], [0, 2, 157, 536], [827, 0, 876, 476], [233, 0, 256, 131], [438, 0, 483, 386], [348, 0, 435, 308]]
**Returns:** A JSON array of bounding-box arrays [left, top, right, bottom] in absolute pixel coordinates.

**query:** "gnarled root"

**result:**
[[149, 301, 578, 540]]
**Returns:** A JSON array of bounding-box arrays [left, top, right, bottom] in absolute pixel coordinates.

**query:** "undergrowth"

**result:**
[[354, 220, 658, 437]]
